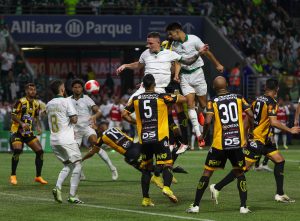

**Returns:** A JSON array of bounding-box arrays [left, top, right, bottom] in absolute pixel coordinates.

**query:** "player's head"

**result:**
[[166, 22, 183, 41], [71, 79, 84, 96], [213, 76, 227, 93], [50, 80, 65, 96], [146, 32, 161, 53], [25, 83, 36, 98], [143, 74, 156, 91], [265, 78, 279, 95]]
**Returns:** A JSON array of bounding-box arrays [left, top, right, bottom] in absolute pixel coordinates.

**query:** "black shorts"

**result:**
[[140, 137, 173, 169], [124, 143, 141, 163], [205, 147, 245, 171], [10, 132, 38, 147], [165, 80, 182, 94], [244, 140, 278, 162]]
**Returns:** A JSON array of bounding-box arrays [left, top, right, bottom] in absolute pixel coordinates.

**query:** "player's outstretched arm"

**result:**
[[179, 44, 207, 66], [82, 145, 100, 161], [116, 61, 144, 75], [121, 110, 136, 125], [270, 116, 300, 134], [203, 50, 224, 73]]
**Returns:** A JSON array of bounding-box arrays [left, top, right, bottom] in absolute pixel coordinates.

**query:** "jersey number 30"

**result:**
[[219, 102, 238, 124]]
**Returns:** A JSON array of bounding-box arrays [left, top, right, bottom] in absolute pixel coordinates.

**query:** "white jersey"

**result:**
[[171, 34, 205, 72], [139, 48, 181, 88], [46, 96, 77, 146], [69, 95, 96, 128]]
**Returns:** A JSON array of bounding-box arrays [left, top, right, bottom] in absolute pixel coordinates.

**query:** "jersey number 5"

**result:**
[[143, 100, 152, 118]]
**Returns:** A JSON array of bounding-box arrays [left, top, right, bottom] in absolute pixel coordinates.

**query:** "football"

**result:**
[[84, 80, 100, 94]]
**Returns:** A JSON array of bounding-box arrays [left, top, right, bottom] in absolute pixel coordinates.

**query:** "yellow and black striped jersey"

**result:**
[[97, 127, 133, 155], [10, 97, 40, 135], [124, 92, 178, 144], [207, 93, 250, 150], [161, 40, 173, 50], [252, 95, 277, 144]]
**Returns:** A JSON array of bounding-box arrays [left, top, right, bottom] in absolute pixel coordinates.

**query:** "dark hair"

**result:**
[[25, 83, 35, 90], [143, 74, 155, 90], [265, 79, 279, 91], [147, 32, 161, 39], [71, 79, 84, 88], [165, 22, 182, 32], [50, 80, 64, 95]]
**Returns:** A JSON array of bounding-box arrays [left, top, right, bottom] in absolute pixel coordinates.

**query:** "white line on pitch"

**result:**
[[0, 192, 215, 221]]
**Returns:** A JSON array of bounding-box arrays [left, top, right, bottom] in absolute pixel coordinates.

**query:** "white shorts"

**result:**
[[180, 68, 207, 96], [52, 143, 82, 163], [128, 85, 166, 103], [74, 126, 97, 146]]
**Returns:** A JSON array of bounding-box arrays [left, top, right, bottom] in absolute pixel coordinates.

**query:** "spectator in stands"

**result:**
[[87, 65, 95, 80], [14, 50, 26, 77], [90, 0, 103, 15], [17, 67, 31, 97], [104, 72, 114, 97], [65, 71, 75, 96], [64, 0, 78, 15], [1, 46, 15, 101], [229, 62, 241, 93], [7, 69, 18, 102]]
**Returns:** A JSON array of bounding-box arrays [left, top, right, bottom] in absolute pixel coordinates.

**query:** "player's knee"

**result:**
[[275, 160, 285, 169], [12, 149, 22, 161], [35, 149, 44, 158]]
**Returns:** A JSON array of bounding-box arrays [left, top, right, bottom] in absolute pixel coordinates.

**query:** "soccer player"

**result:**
[[47, 80, 83, 204], [122, 74, 187, 206], [10, 83, 47, 185], [70, 79, 118, 180], [116, 32, 208, 101], [186, 76, 253, 214], [210, 79, 300, 204], [166, 22, 224, 147], [274, 97, 289, 149]]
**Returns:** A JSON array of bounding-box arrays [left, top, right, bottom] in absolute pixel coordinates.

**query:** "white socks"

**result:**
[[70, 161, 82, 197], [56, 165, 71, 190], [98, 149, 116, 171], [188, 108, 201, 137]]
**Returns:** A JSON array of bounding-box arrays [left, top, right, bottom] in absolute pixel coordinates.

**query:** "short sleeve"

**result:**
[[86, 95, 96, 109], [138, 51, 147, 64], [194, 35, 205, 50], [11, 100, 22, 115], [124, 98, 135, 114], [242, 98, 251, 112], [96, 136, 104, 147], [66, 98, 77, 117], [169, 51, 182, 62], [206, 100, 214, 115], [267, 100, 277, 117]]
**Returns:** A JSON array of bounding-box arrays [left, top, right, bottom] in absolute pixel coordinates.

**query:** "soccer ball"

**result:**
[[84, 80, 100, 94]]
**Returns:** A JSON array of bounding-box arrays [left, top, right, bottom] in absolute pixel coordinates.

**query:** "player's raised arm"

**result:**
[[269, 116, 300, 134], [179, 44, 209, 66], [116, 61, 144, 75], [203, 49, 224, 73]]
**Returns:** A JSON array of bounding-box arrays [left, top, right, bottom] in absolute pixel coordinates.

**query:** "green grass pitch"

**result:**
[[0, 147, 299, 221]]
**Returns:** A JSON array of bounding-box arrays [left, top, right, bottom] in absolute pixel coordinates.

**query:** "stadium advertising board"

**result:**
[[4, 15, 203, 43]]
